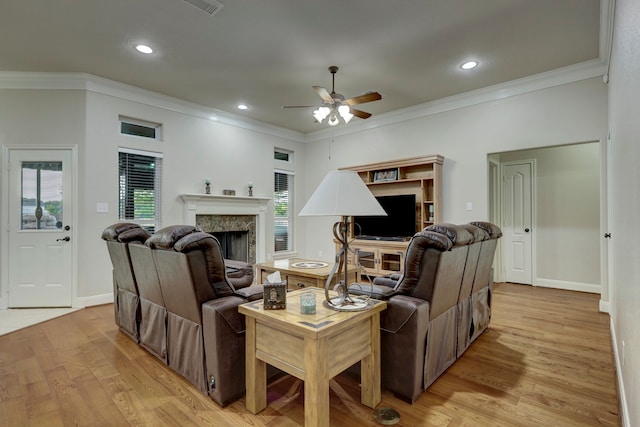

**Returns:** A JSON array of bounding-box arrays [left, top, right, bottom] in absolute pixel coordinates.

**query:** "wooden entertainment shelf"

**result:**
[[339, 154, 444, 277]]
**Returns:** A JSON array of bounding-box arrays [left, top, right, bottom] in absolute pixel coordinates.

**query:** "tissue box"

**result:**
[[263, 282, 287, 310]]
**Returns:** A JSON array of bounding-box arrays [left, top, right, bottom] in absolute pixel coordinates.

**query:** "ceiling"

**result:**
[[0, 0, 602, 134]]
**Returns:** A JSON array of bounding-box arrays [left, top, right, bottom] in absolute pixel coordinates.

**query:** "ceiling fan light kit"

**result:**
[[284, 65, 382, 127]]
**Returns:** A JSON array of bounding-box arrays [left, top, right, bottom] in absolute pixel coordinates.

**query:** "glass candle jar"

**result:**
[[300, 292, 316, 315]]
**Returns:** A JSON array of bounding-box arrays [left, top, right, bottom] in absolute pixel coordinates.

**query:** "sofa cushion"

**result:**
[[395, 230, 452, 296]]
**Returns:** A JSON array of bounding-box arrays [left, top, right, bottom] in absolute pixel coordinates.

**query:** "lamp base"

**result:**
[[323, 296, 373, 312], [323, 217, 375, 312]]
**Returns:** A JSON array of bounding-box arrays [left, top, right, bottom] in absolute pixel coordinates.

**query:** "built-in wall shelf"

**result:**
[[341, 154, 443, 229], [339, 155, 444, 277]]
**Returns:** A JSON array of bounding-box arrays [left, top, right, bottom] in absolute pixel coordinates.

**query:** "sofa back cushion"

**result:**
[[395, 230, 452, 298]]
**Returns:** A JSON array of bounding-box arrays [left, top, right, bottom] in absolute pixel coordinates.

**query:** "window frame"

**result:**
[[118, 148, 163, 233], [274, 169, 294, 254]]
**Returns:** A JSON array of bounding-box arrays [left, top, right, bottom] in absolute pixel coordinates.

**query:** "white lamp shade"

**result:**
[[299, 170, 387, 217]]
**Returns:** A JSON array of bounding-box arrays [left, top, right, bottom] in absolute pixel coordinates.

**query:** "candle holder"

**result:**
[[248, 182, 254, 197], [204, 178, 211, 194], [300, 292, 316, 314]]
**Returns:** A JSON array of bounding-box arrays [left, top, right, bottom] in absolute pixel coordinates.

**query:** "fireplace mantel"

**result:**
[[180, 193, 270, 262]]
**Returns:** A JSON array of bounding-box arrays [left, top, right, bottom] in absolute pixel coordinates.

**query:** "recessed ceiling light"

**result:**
[[461, 60, 478, 70], [135, 44, 153, 54], [237, 104, 249, 110]]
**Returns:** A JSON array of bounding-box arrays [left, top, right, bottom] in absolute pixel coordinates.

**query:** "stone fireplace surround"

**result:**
[[180, 193, 270, 264]]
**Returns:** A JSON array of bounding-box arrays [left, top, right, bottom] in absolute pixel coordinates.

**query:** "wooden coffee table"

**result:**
[[255, 258, 360, 291], [239, 288, 386, 427]]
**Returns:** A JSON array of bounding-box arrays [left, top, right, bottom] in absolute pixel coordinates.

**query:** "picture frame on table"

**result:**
[[373, 168, 399, 182]]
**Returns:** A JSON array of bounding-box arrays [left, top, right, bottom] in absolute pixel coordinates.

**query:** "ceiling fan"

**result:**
[[283, 66, 382, 126]]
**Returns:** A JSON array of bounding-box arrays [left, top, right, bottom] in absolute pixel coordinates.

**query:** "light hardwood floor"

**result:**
[[0, 283, 619, 426]]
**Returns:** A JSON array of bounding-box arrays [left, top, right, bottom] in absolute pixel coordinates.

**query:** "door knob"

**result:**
[[524, 228, 530, 233], [56, 236, 71, 242], [604, 233, 611, 238]]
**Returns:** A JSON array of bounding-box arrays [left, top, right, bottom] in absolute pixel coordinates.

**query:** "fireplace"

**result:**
[[210, 231, 249, 262], [180, 193, 270, 264], [196, 214, 255, 263]]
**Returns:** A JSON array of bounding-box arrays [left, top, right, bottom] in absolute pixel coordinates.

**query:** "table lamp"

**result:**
[[299, 170, 386, 310]]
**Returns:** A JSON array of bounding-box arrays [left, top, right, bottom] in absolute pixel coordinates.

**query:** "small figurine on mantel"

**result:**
[[248, 182, 254, 197], [204, 178, 211, 194]]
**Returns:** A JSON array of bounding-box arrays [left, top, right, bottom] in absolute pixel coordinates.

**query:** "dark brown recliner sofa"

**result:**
[[145, 225, 264, 406], [349, 222, 501, 403], [101, 222, 151, 342]]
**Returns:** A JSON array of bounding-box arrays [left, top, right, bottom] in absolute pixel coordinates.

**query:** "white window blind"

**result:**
[[274, 170, 294, 252], [118, 149, 162, 232]]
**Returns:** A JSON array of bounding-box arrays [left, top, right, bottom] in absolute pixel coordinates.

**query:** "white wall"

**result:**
[[81, 91, 307, 300], [499, 143, 601, 291], [608, 0, 640, 424], [300, 78, 608, 268], [1, 86, 306, 305]]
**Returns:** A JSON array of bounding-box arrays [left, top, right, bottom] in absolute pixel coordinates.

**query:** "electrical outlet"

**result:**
[[96, 202, 109, 213], [466, 202, 473, 211]]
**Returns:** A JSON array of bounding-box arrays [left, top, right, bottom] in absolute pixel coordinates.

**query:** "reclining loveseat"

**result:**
[[102, 223, 264, 406], [349, 221, 501, 402]]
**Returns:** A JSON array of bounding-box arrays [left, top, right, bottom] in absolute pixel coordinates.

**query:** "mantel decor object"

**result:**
[[223, 189, 236, 196], [204, 178, 211, 194], [248, 182, 254, 197], [299, 170, 386, 311]]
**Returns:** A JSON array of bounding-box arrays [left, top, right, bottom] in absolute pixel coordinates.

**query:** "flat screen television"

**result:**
[[353, 194, 416, 240]]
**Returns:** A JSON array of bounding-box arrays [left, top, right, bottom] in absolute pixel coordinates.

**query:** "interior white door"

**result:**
[[503, 162, 532, 285], [8, 149, 74, 307]]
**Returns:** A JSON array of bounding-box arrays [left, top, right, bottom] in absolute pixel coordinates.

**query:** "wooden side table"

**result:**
[[255, 258, 360, 291], [239, 288, 386, 427]]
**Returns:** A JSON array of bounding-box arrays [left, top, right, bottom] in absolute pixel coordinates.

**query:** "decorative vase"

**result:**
[[205, 183, 211, 194]]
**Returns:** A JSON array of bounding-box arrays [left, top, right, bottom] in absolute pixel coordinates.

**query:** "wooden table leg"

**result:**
[[245, 318, 267, 413], [360, 313, 382, 408], [304, 336, 330, 427]]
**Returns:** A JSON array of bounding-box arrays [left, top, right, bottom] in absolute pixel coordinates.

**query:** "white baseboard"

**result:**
[[610, 318, 631, 427], [534, 278, 600, 294], [74, 293, 113, 309], [599, 299, 610, 313]]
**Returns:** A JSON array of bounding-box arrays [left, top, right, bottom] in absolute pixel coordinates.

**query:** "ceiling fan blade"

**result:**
[[345, 92, 382, 106], [351, 108, 372, 119], [281, 105, 316, 108], [312, 86, 334, 104]]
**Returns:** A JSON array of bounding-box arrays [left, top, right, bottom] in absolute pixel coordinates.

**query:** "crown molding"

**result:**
[[304, 59, 607, 143], [1, 57, 606, 145], [0, 71, 306, 143]]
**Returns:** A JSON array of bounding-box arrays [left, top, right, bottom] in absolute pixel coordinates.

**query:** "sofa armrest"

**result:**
[[348, 282, 398, 300], [381, 295, 429, 333], [379, 294, 431, 403], [225, 259, 254, 289], [202, 296, 248, 406], [233, 284, 264, 301], [372, 275, 401, 288]]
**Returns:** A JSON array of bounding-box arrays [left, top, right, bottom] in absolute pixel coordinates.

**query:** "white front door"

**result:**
[[503, 162, 533, 285], [8, 148, 74, 307]]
